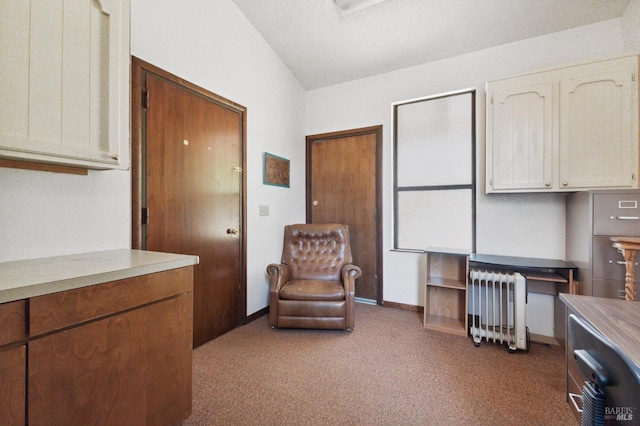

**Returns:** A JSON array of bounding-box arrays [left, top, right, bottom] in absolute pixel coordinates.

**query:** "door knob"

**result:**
[[226, 228, 239, 235]]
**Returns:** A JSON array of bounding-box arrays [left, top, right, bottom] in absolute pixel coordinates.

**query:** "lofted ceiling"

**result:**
[[230, 0, 631, 89]]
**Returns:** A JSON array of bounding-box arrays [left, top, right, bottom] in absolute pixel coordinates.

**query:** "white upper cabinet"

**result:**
[[0, 0, 130, 170], [486, 55, 639, 194], [559, 58, 637, 190], [487, 81, 554, 191]]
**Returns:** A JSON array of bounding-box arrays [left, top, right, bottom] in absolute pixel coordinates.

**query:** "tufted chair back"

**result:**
[[282, 223, 353, 282]]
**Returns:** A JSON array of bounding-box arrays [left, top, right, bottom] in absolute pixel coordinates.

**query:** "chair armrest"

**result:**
[[267, 263, 290, 293], [341, 264, 362, 295]]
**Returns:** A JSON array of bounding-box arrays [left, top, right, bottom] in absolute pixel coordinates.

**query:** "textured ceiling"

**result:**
[[230, 0, 630, 89]]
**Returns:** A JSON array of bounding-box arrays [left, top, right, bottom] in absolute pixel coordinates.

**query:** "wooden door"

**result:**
[[307, 126, 382, 303], [134, 61, 245, 348]]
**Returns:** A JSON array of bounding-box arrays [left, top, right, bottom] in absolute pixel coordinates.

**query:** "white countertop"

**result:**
[[0, 249, 199, 304]]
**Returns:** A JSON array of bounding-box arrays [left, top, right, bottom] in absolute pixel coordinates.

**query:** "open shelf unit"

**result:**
[[423, 249, 469, 336]]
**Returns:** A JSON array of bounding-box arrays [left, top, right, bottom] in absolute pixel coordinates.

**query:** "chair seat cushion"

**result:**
[[279, 280, 345, 301]]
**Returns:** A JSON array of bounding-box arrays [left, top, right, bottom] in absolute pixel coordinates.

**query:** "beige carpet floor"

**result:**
[[184, 303, 576, 426]]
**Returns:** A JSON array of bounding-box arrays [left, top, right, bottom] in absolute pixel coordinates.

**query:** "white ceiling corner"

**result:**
[[230, 0, 631, 90]]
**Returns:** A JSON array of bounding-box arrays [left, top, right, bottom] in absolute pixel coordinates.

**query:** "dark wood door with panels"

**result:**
[[306, 126, 382, 303], [131, 58, 246, 348]]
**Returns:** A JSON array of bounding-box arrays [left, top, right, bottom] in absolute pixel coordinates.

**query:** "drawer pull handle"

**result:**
[[609, 215, 640, 220]]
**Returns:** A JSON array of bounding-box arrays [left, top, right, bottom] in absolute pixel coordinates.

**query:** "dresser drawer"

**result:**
[[0, 300, 26, 347], [593, 193, 640, 236], [592, 279, 627, 300], [592, 237, 639, 281]]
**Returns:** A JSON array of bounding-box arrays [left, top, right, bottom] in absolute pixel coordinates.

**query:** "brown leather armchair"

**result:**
[[267, 223, 362, 331]]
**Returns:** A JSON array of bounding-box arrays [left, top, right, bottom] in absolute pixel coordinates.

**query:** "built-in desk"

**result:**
[[559, 294, 640, 423], [469, 254, 578, 345]]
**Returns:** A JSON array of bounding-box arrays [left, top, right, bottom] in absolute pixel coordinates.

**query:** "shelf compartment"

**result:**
[[423, 251, 468, 336], [424, 314, 466, 336]]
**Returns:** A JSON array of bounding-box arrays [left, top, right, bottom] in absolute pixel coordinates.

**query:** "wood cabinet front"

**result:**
[[486, 55, 639, 193], [0, 300, 27, 425], [0, 266, 193, 426], [29, 294, 192, 426]]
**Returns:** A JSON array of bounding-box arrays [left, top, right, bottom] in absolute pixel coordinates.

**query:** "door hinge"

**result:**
[[633, 73, 636, 82], [142, 90, 149, 109], [490, 96, 493, 104], [141, 207, 149, 225]]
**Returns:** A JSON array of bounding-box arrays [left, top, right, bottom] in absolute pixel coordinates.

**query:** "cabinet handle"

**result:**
[[562, 182, 568, 187], [609, 215, 640, 220], [545, 182, 551, 187]]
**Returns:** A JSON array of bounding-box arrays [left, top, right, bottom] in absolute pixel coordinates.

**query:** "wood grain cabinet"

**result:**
[[0, 266, 193, 426], [28, 267, 194, 426], [486, 55, 639, 193], [0, 0, 130, 170], [0, 301, 27, 426]]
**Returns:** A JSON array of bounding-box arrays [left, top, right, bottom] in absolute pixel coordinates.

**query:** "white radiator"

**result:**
[[468, 269, 528, 352]]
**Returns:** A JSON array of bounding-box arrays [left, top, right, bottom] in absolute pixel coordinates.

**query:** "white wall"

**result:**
[[623, 0, 640, 51], [0, 168, 131, 262], [305, 18, 629, 308], [131, 0, 307, 315]]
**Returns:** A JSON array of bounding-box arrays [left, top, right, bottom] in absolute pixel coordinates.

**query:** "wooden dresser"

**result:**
[[0, 250, 198, 426]]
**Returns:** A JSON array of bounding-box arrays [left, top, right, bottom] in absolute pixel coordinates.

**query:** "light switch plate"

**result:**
[[259, 205, 269, 216]]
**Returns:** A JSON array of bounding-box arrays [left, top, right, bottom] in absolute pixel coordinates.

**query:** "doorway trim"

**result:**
[[305, 125, 383, 305], [130, 56, 248, 323]]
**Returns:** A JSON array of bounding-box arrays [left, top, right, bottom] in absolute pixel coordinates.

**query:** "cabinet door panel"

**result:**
[[559, 59, 637, 189], [487, 82, 553, 191], [0, 300, 26, 346], [0, 346, 26, 425], [0, 2, 30, 142], [29, 295, 192, 426], [0, 0, 129, 169]]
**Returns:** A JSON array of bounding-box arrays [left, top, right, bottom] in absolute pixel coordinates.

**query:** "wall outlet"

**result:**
[[259, 205, 269, 216]]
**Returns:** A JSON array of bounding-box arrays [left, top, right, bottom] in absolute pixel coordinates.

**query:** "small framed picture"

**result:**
[[263, 152, 290, 188]]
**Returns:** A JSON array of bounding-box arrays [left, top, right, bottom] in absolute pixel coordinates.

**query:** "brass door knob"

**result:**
[[226, 228, 239, 235]]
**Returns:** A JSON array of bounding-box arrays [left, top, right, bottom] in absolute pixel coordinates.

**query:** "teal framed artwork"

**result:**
[[263, 152, 290, 188]]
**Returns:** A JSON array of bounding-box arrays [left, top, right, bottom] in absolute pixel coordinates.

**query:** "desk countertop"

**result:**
[[469, 253, 577, 272], [0, 249, 199, 304], [560, 293, 640, 370]]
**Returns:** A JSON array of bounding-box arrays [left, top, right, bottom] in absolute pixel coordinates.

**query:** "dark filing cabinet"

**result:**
[[566, 190, 640, 299]]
